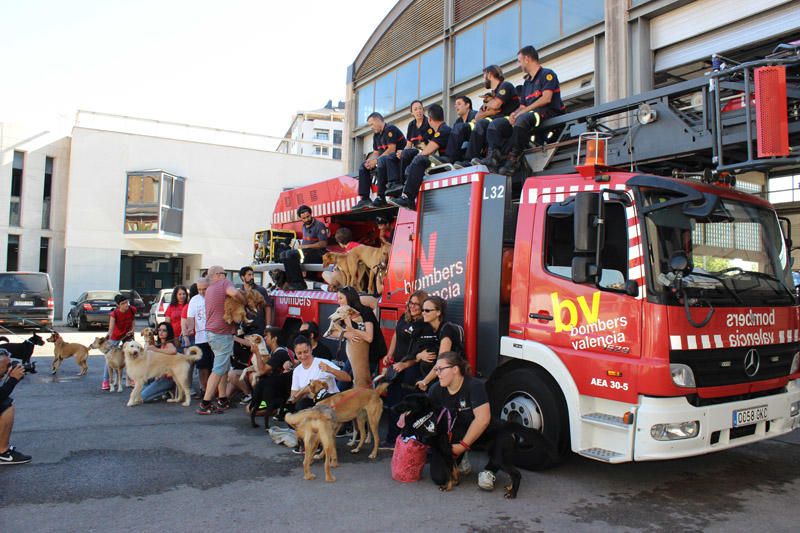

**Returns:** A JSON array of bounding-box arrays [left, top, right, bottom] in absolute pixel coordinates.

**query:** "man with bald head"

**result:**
[[196, 266, 245, 415]]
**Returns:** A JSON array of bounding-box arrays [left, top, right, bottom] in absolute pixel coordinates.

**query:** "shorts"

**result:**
[[194, 342, 214, 370], [207, 331, 234, 376], [0, 397, 13, 415]]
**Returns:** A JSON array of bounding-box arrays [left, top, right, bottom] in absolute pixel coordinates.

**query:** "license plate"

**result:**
[[14, 301, 33, 306], [732, 405, 769, 427], [100, 306, 114, 311]]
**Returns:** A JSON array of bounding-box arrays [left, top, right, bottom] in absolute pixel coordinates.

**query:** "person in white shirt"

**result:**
[[289, 337, 351, 410], [183, 277, 211, 396]]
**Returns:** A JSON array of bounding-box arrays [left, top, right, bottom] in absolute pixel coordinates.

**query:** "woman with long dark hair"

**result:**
[[336, 286, 386, 388], [164, 285, 189, 348], [412, 296, 464, 391], [140, 321, 180, 402]]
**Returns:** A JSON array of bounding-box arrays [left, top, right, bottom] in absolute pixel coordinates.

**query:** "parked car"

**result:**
[[793, 271, 800, 297], [120, 289, 146, 318], [66, 290, 120, 331], [0, 272, 54, 329], [148, 289, 173, 328]]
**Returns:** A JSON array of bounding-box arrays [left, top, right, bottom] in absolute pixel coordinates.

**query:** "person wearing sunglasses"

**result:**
[[411, 296, 464, 392], [380, 290, 428, 448], [427, 351, 491, 483]]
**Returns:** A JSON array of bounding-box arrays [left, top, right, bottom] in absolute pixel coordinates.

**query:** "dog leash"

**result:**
[[436, 407, 456, 444]]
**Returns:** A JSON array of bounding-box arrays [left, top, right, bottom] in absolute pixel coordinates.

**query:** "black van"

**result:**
[[0, 272, 54, 328]]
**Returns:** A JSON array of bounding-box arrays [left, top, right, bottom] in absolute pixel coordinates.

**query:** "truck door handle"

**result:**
[[529, 312, 553, 321]]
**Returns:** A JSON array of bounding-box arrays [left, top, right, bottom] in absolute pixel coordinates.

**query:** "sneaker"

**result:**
[[291, 444, 305, 455], [239, 394, 252, 405], [385, 182, 403, 197], [216, 398, 231, 411], [195, 402, 221, 415], [0, 448, 32, 465], [371, 196, 388, 208], [387, 196, 414, 210], [478, 470, 496, 491], [458, 452, 472, 475], [453, 160, 469, 169], [101, 379, 110, 391], [352, 198, 372, 211]]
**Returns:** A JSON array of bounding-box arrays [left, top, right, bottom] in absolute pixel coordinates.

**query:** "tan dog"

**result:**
[[122, 341, 201, 407], [223, 289, 265, 325], [89, 337, 126, 392], [302, 379, 388, 460], [325, 305, 371, 388], [46, 332, 89, 375], [346, 244, 390, 294], [140, 327, 156, 348], [284, 405, 338, 482]]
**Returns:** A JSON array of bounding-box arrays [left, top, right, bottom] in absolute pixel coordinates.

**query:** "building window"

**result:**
[[7, 235, 19, 271], [314, 129, 329, 141], [42, 156, 53, 229], [125, 171, 185, 237], [39, 237, 49, 273], [333, 130, 343, 145], [521, 0, 603, 50], [485, 6, 519, 68], [314, 146, 330, 156], [375, 72, 396, 117], [333, 148, 342, 160], [395, 59, 420, 110], [454, 24, 484, 83], [9, 151, 24, 227], [419, 45, 444, 98], [357, 83, 375, 126]]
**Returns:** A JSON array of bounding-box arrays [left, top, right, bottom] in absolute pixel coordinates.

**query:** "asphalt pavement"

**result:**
[[1, 326, 800, 532]]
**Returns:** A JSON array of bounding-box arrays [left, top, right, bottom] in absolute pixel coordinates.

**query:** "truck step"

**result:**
[[579, 447, 626, 462], [581, 412, 630, 430]]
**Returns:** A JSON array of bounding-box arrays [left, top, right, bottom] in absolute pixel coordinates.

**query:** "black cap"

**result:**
[[114, 294, 128, 305]]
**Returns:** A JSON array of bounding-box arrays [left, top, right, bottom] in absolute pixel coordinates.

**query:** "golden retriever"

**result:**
[[223, 289, 265, 325], [284, 405, 338, 482], [122, 341, 201, 407], [46, 332, 89, 375], [89, 336, 126, 392], [140, 327, 156, 348]]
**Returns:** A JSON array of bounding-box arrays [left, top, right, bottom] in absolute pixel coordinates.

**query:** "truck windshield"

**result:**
[[641, 190, 794, 307]]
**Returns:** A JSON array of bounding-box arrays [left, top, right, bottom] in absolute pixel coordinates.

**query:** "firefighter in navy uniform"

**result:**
[[435, 95, 477, 165], [387, 100, 430, 197], [388, 103, 451, 211], [457, 65, 518, 168], [494, 46, 566, 176], [353, 112, 407, 211]]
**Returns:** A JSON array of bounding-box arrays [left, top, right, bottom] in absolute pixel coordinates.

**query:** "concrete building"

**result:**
[[2, 112, 343, 318], [0, 123, 71, 315], [277, 100, 345, 160], [344, 0, 800, 170]]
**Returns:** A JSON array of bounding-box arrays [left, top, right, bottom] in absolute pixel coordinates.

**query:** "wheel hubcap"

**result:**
[[501, 393, 543, 431]]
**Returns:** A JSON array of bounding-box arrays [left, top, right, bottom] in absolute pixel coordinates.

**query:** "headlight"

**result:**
[[790, 401, 800, 417], [790, 352, 800, 375], [650, 421, 700, 441], [671, 364, 696, 388]]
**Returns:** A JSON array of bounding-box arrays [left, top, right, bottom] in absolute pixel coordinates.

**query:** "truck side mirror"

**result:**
[[571, 256, 598, 284], [574, 192, 600, 253]]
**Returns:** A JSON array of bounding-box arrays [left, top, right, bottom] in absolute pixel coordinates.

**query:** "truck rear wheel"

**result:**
[[489, 368, 568, 470]]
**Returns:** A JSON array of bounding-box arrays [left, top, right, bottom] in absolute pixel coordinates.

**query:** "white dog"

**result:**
[[122, 340, 201, 407]]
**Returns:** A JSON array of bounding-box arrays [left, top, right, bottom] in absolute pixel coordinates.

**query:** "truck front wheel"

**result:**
[[489, 368, 569, 470]]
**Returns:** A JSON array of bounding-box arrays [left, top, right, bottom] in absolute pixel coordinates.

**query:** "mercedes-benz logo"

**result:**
[[744, 348, 761, 378]]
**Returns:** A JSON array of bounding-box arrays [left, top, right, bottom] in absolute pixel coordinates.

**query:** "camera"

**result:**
[[7, 360, 35, 374]]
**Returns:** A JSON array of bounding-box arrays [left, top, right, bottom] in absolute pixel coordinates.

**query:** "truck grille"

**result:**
[[670, 342, 798, 387]]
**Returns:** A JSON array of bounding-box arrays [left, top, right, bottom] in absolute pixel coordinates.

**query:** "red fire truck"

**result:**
[[256, 51, 800, 468]]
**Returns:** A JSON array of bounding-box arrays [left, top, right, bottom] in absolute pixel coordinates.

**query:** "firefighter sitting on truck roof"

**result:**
[[389, 103, 452, 211], [280, 205, 329, 291], [386, 100, 431, 199], [490, 45, 566, 176], [454, 65, 518, 169], [438, 95, 476, 166], [353, 113, 407, 211]]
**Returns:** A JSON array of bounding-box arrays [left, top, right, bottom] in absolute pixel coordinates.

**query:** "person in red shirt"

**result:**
[[164, 286, 188, 349], [102, 294, 137, 390]]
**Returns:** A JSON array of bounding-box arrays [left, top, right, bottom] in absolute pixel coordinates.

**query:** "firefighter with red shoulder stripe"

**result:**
[[353, 112, 407, 211], [493, 45, 566, 176]]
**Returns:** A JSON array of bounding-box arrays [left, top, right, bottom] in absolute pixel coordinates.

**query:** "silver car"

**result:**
[[148, 289, 173, 328]]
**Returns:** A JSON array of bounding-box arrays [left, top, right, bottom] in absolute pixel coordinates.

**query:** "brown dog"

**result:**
[[347, 244, 390, 294], [223, 289, 265, 324], [303, 379, 388, 460], [46, 332, 89, 375], [140, 327, 156, 348], [284, 405, 338, 482], [325, 305, 371, 388], [122, 341, 201, 406], [89, 336, 126, 392]]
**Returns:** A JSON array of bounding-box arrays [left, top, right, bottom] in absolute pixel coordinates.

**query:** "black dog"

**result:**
[[394, 394, 558, 499], [0, 333, 44, 374], [249, 372, 292, 430]]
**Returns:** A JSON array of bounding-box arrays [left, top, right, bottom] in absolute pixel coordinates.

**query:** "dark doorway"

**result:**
[[120, 254, 183, 309]]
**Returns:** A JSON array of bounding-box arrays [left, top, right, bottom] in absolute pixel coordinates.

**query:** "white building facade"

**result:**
[[277, 100, 345, 160]]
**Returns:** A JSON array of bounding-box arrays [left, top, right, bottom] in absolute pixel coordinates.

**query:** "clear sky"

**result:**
[[0, 0, 398, 136]]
